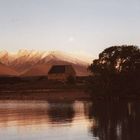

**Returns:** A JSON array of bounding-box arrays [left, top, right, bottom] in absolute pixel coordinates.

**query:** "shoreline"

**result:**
[[0, 89, 90, 101]]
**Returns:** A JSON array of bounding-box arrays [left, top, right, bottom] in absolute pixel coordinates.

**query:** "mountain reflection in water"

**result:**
[[0, 100, 139, 140]]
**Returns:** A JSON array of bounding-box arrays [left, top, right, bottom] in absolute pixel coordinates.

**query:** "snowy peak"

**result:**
[[0, 50, 91, 66], [0, 50, 92, 76], [41, 51, 90, 65]]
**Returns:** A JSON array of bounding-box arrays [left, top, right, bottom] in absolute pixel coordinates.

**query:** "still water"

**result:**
[[0, 100, 139, 140]]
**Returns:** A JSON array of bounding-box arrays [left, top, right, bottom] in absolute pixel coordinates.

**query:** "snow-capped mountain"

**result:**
[[0, 50, 92, 76]]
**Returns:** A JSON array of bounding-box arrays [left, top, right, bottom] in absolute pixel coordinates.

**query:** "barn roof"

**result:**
[[48, 65, 67, 74]]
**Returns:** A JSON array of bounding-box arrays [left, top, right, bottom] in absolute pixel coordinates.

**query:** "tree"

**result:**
[[88, 45, 140, 96], [66, 75, 76, 84], [89, 45, 140, 75]]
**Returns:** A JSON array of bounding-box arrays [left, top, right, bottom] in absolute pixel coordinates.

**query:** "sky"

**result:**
[[0, 0, 140, 58]]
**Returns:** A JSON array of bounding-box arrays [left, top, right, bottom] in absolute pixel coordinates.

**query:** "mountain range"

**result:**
[[0, 50, 91, 77]]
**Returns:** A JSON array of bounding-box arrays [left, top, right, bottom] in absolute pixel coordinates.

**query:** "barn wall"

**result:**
[[48, 73, 68, 81], [48, 65, 76, 81]]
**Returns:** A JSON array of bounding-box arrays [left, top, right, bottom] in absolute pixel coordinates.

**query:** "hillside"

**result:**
[[0, 63, 18, 76], [0, 50, 91, 76]]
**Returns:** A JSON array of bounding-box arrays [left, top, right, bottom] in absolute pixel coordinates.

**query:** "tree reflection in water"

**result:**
[[87, 100, 140, 140], [47, 101, 75, 124]]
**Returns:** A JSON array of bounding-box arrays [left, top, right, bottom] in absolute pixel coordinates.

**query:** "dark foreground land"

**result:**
[[0, 75, 139, 101], [0, 76, 90, 100]]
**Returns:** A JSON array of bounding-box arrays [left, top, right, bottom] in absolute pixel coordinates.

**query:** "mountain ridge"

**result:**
[[0, 50, 92, 76]]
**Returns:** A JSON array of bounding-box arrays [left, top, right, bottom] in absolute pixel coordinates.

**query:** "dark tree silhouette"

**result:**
[[88, 45, 140, 96], [89, 45, 140, 75], [66, 75, 76, 84]]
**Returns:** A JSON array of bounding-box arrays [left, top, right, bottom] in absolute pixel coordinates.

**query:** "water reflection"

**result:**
[[0, 101, 76, 127], [87, 100, 140, 140], [0, 100, 93, 140], [0, 100, 139, 140], [47, 101, 75, 124], [0, 101, 49, 127]]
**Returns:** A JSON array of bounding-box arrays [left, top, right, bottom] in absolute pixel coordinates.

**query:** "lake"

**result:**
[[0, 99, 139, 140]]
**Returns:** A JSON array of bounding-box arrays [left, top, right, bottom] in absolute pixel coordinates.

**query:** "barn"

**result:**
[[48, 65, 76, 81]]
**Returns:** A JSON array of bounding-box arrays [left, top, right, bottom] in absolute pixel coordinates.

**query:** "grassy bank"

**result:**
[[0, 76, 87, 90], [0, 76, 89, 101], [0, 89, 90, 101]]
